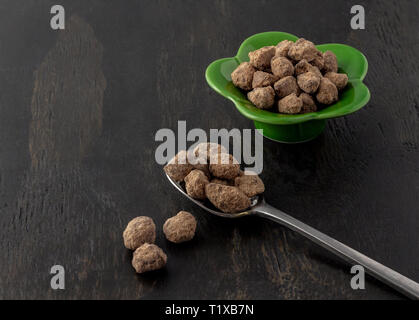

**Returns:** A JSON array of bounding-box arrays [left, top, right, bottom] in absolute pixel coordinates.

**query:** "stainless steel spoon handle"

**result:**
[[254, 203, 419, 299]]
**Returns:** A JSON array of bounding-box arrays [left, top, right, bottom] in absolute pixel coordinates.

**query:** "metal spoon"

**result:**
[[166, 174, 419, 299]]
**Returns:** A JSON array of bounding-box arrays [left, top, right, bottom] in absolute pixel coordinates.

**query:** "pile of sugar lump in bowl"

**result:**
[[231, 38, 348, 114]]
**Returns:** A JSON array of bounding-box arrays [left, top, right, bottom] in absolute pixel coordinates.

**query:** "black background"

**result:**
[[0, 0, 418, 300]]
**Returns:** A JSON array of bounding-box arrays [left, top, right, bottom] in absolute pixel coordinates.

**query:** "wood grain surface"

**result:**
[[0, 0, 418, 300]]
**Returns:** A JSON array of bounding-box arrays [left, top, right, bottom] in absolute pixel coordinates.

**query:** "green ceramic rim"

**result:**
[[205, 31, 371, 126]]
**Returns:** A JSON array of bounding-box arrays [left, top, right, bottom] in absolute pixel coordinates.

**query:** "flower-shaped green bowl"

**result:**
[[205, 32, 370, 143]]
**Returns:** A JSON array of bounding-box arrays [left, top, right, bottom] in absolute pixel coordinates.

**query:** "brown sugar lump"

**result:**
[[294, 59, 310, 75], [275, 40, 294, 57], [205, 183, 251, 213], [310, 66, 323, 79], [271, 56, 294, 78], [231, 62, 256, 91], [324, 72, 348, 90], [123, 217, 156, 250], [247, 86, 275, 109], [248, 46, 276, 70], [184, 170, 209, 200], [295, 59, 322, 78], [192, 161, 211, 178], [323, 51, 338, 73], [311, 51, 325, 70], [193, 142, 227, 161], [210, 178, 231, 186], [132, 243, 167, 273], [297, 72, 321, 94], [278, 93, 303, 114], [188, 151, 211, 178], [288, 38, 318, 62], [316, 77, 338, 105], [300, 93, 317, 113], [252, 71, 278, 88], [273, 76, 299, 98], [163, 211, 197, 243], [209, 153, 241, 180], [234, 173, 265, 197], [164, 150, 194, 182]]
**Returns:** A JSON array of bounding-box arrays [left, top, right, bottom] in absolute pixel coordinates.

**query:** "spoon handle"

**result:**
[[254, 203, 419, 299]]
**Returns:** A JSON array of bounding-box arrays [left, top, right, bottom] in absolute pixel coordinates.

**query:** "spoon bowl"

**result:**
[[166, 173, 258, 218]]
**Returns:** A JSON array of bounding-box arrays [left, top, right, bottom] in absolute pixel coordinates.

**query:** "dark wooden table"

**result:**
[[0, 0, 418, 300]]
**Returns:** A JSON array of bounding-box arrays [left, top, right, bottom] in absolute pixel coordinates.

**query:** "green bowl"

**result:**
[[205, 32, 371, 143]]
